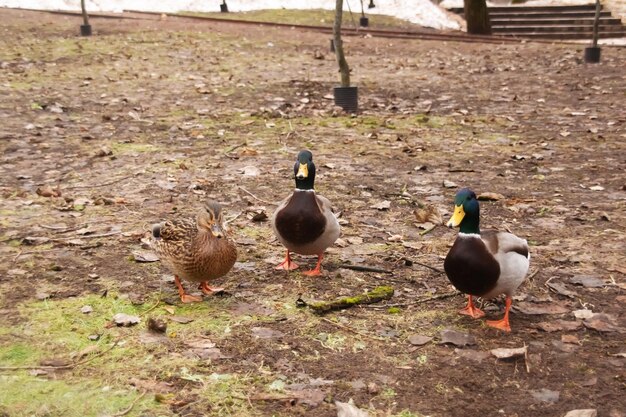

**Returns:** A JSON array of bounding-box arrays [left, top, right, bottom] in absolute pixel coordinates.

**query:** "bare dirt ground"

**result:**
[[0, 8, 625, 417]]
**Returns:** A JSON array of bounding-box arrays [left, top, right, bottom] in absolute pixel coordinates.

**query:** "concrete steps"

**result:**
[[448, 3, 626, 39]]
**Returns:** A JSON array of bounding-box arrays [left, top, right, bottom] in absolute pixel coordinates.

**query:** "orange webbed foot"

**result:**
[[302, 268, 322, 276], [458, 296, 485, 319], [486, 296, 513, 332], [199, 282, 224, 295], [302, 254, 324, 277], [275, 250, 299, 271], [485, 318, 511, 332], [180, 294, 203, 303]]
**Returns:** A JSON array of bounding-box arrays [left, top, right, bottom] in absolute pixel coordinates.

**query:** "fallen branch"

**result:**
[[139, 299, 161, 317], [238, 186, 275, 205], [364, 291, 459, 309], [233, 393, 301, 402], [419, 224, 437, 236], [0, 340, 119, 371], [338, 264, 392, 274], [307, 285, 394, 315], [52, 230, 123, 242], [111, 390, 147, 417], [407, 259, 444, 274]]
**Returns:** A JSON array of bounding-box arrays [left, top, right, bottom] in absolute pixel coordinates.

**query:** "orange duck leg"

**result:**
[[459, 295, 486, 318], [275, 250, 299, 271], [175, 275, 202, 303], [302, 254, 324, 276], [486, 296, 512, 332]]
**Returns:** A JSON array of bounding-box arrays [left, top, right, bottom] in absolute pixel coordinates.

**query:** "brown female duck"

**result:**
[[151, 200, 237, 303]]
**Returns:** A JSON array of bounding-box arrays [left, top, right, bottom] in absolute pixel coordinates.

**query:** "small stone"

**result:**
[[564, 410, 597, 417], [530, 388, 560, 403], [81, 305, 93, 314], [408, 334, 433, 346], [440, 329, 476, 347], [569, 275, 605, 288], [112, 313, 140, 327]]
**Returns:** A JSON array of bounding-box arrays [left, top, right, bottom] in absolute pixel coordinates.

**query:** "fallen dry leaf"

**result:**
[[530, 388, 560, 403], [569, 275, 605, 288], [583, 313, 623, 333], [112, 313, 140, 327], [477, 192, 505, 201], [491, 346, 527, 359], [535, 319, 582, 332], [440, 329, 476, 347], [370, 200, 391, 210], [133, 250, 160, 263], [336, 400, 370, 417], [563, 410, 597, 417], [407, 334, 432, 346], [454, 348, 491, 363], [514, 302, 569, 315]]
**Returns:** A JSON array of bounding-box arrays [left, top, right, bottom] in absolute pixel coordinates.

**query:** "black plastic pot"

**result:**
[[584, 46, 601, 63], [334, 86, 358, 113], [360, 17, 369, 27], [330, 38, 335, 52], [80, 24, 92, 36], [220, 3, 229, 12]]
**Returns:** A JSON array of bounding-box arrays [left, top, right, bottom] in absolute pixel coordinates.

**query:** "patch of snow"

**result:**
[[0, 0, 461, 29]]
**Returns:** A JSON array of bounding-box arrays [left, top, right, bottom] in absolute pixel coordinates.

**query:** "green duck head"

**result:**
[[446, 188, 480, 234]]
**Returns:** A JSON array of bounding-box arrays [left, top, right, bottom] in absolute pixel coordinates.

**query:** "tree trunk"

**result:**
[[464, 0, 491, 35], [591, 0, 601, 46], [333, 0, 350, 87], [81, 0, 90, 26]]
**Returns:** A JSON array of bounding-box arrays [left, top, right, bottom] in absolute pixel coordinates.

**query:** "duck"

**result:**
[[443, 188, 530, 332], [151, 200, 237, 303], [271, 150, 340, 276]]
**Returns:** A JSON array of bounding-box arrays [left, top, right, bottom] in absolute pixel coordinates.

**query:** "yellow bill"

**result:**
[[446, 204, 465, 228]]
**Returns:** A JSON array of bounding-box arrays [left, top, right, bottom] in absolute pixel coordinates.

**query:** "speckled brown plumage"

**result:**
[[151, 200, 237, 303]]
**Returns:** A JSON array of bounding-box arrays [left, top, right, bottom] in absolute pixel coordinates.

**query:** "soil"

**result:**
[[0, 8, 625, 417]]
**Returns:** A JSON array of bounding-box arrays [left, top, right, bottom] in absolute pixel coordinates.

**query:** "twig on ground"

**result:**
[[321, 317, 385, 341], [238, 186, 275, 205], [52, 230, 123, 242], [338, 264, 392, 274], [233, 393, 300, 402], [408, 259, 445, 274], [139, 299, 161, 317], [223, 142, 246, 158], [364, 291, 459, 309], [111, 390, 147, 417], [419, 224, 437, 236], [224, 211, 244, 225], [0, 340, 120, 371]]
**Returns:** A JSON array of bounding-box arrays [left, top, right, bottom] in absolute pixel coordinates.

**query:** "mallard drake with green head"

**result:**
[[271, 150, 340, 276], [151, 200, 237, 303], [444, 188, 530, 332]]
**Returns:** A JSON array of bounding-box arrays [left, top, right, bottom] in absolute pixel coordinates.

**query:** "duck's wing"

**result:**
[[155, 218, 198, 242], [481, 230, 529, 259]]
